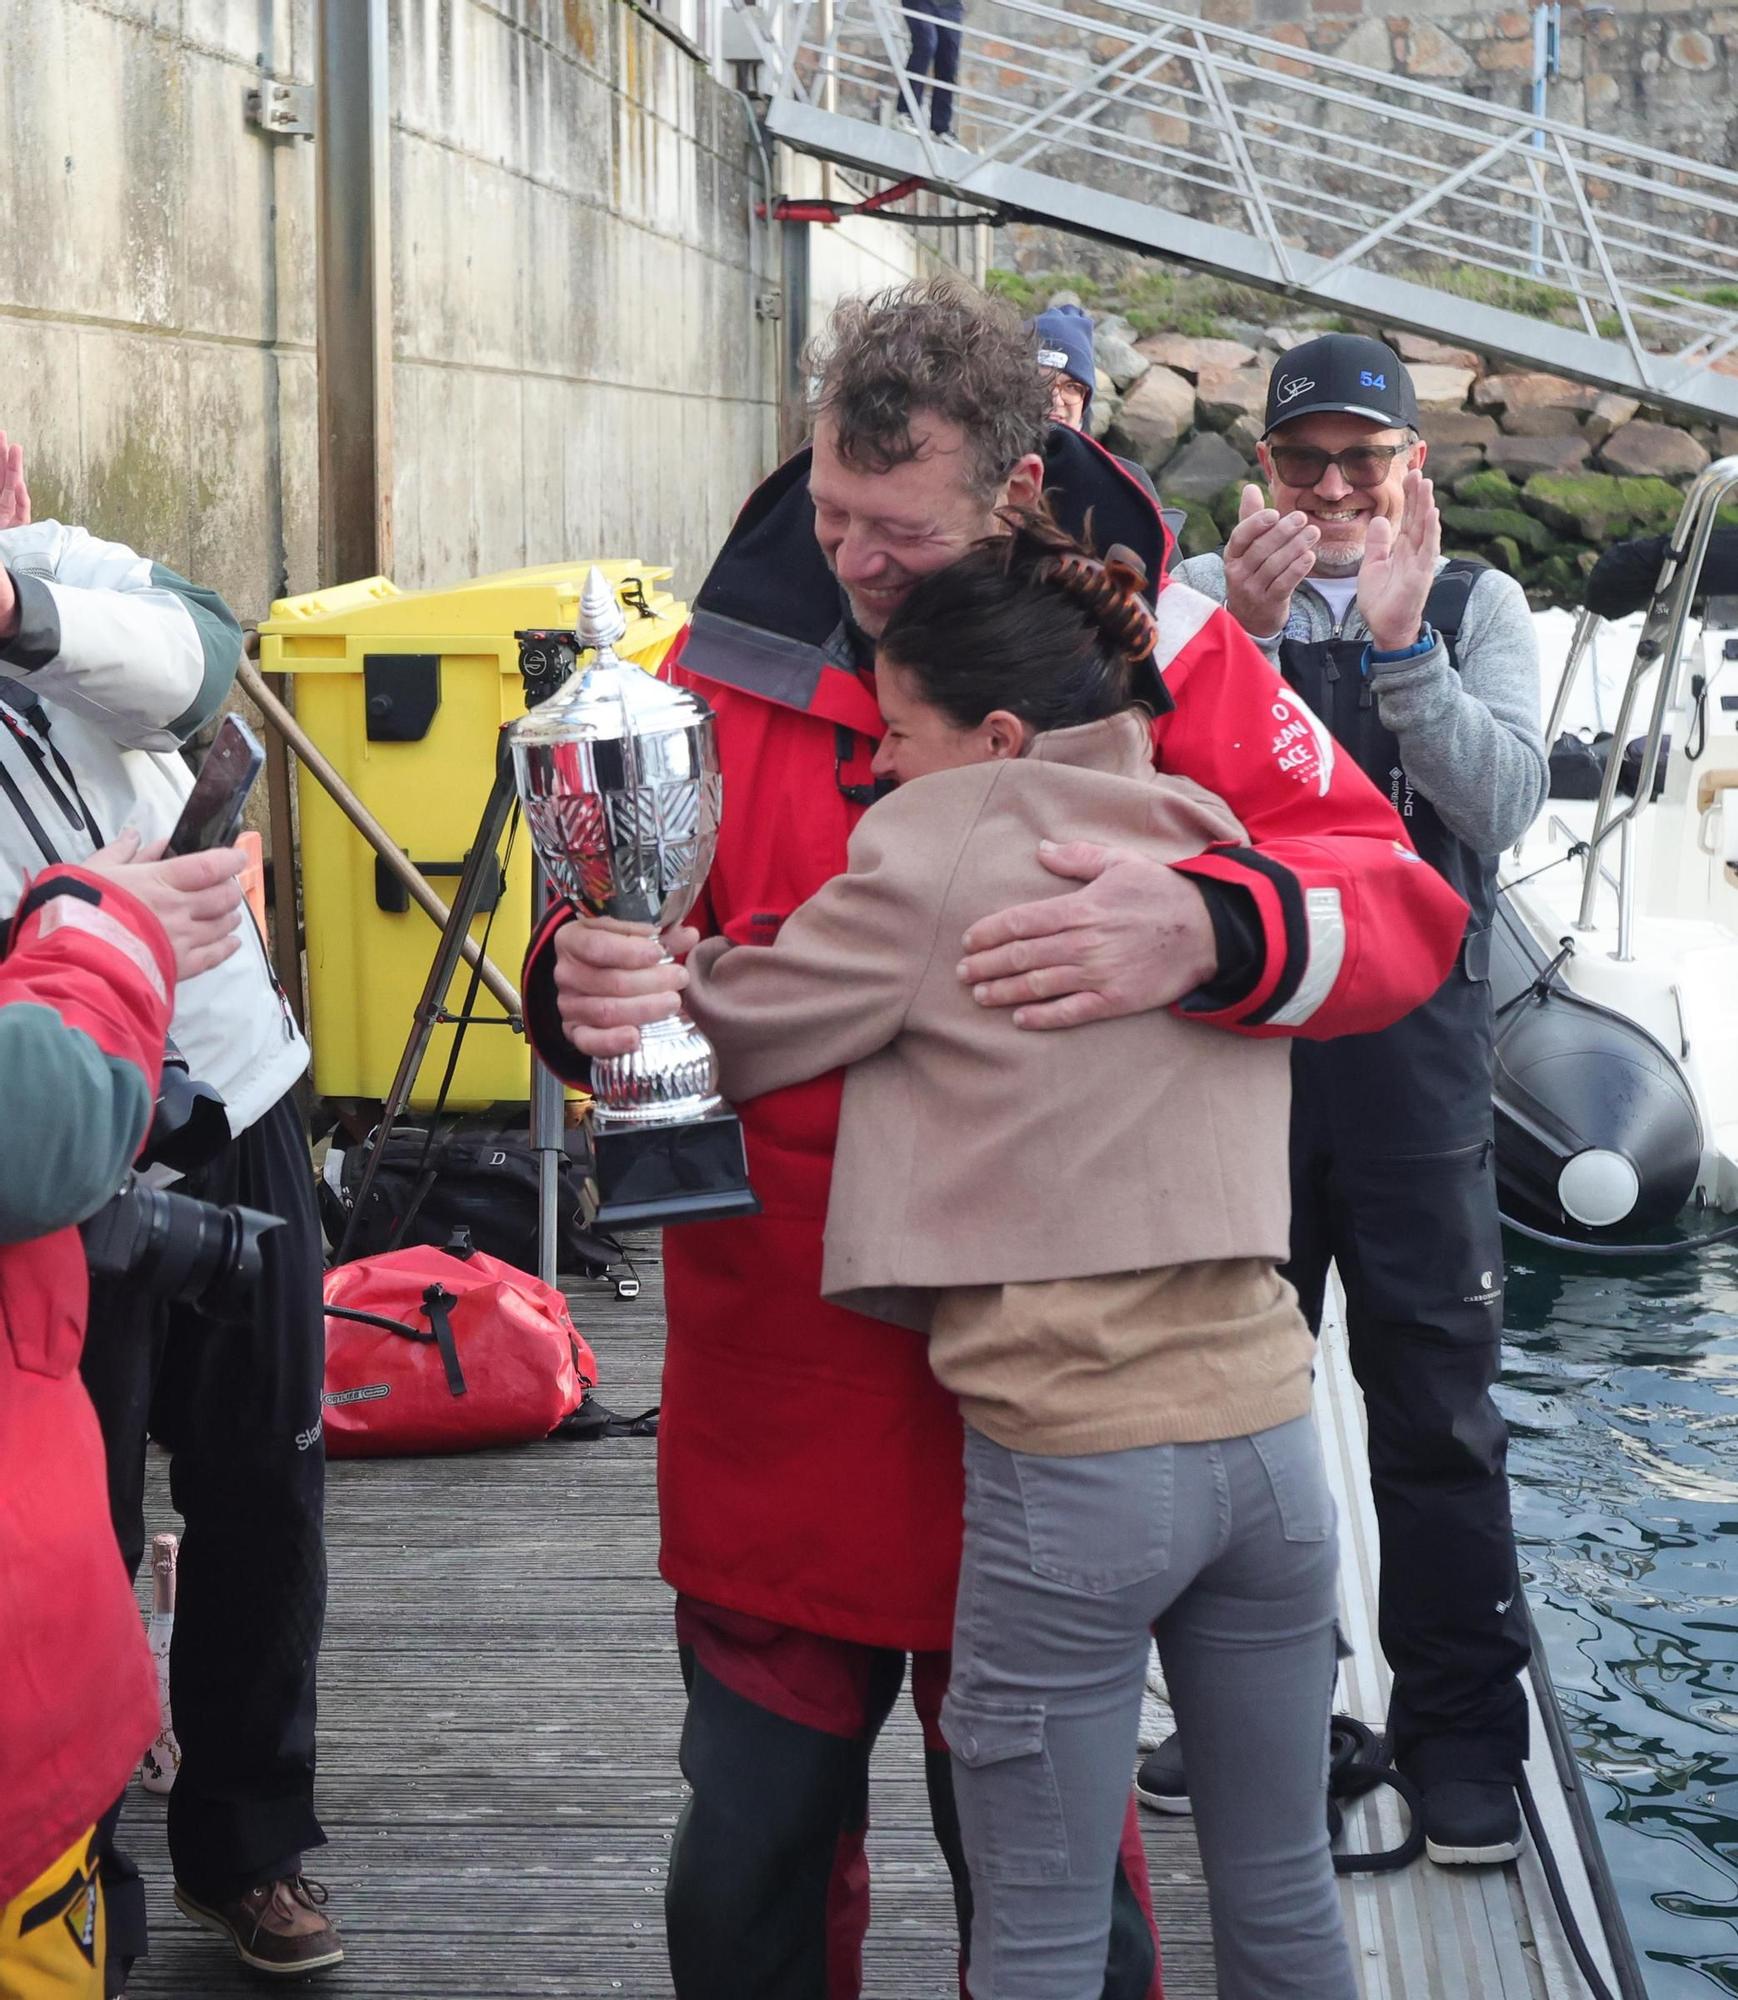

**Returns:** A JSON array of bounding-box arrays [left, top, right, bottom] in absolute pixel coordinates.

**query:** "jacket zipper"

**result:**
[[242, 897, 299, 1044]]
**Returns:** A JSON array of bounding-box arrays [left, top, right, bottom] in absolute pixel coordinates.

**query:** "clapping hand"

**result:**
[[1221, 483, 1318, 639], [1357, 469, 1440, 656], [0, 433, 28, 533]]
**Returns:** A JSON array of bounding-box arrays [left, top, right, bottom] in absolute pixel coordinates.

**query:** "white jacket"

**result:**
[[0, 521, 308, 1137]]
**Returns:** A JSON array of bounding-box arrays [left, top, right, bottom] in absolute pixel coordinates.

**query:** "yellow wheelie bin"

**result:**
[[258, 561, 686, 1108]]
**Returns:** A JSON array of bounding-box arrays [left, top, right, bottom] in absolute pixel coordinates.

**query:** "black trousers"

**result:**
[[79, 1089, 328, 1984], [666, 1657, 1156, 2000], [1285, 979, 1530, 1788]]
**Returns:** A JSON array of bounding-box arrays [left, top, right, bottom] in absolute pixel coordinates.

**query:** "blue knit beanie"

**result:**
[[1030, 306, 1096, 411]]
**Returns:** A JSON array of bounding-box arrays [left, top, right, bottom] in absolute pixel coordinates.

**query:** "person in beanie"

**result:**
[[1032, 304, 1098, 430], [1030, 306, 1163, 507], [1136, 333, 1548, 1864]]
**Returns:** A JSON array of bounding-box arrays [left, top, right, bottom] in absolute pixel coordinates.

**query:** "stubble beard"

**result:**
[[1308, 541, 1365, 578]]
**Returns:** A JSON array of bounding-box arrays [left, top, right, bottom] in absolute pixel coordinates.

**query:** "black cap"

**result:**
[[1263, 334, 1419, 438]]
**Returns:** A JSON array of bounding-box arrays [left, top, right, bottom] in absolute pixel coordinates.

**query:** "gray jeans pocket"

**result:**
[[941, 1694, 1069, 1884], [1012, 1444, 1174, 1593], [1249, 1415, 1337, 1543]]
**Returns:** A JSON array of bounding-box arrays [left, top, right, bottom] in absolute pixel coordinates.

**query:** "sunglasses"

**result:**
[[1266, 442, 1412, 490]]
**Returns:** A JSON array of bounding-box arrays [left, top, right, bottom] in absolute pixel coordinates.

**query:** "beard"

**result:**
[[1309, 539, 1365, 578]]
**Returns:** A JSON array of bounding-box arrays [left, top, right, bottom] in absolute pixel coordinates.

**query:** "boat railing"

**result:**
[[1553, 456, 1738, 958]]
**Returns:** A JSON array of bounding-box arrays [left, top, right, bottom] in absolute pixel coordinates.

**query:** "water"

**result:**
[[1502, 1235, 1738, 1995]]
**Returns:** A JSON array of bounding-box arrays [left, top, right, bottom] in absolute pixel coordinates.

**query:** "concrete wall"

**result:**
[[0, 0, 975, 625]]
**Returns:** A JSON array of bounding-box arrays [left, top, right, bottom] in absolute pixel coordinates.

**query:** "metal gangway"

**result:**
[[751, 0, 1738, 426]]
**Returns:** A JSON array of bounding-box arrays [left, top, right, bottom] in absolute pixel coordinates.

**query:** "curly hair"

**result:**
[[807, 278, 1052, 499]]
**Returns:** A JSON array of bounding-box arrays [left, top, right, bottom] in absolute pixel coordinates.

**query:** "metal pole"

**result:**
[[316, 0, 394, 586], [530, 865, 566, 1287], [238, 661, 522, 1022], [1528, 1, 1560, 280]]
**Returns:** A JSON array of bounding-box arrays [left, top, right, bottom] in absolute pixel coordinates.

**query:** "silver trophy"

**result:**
[[509, 569, 759, 1229]]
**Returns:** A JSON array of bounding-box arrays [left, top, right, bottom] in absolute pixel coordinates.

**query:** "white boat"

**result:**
[[1493, 459, 1738, 1239]]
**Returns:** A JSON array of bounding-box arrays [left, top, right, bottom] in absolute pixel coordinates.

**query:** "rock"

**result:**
[[1499, 405, 1586, 438], [1094, 327, 1149, 393], [1517, 471, 1683, 543], [1487, 535, 1525, 576], [1225, 411, 1265, 457], [1426, 444, 1486, 484], [1585, 393, 1642, 448], [1421, 409, 1501, 448], [1105, 366, 1196, 471], [1176, 500, 1223, 559], [1158, 432, 1254, 504], [1597, 420, 1711, 481], [1390, 332, 1482, 371], [1407, 364, 1477, 412], [1047, 288, 1084, 309], [1487, 433, 1592, 479], [1439, 504, 1555, 555], [1452, 469, 1520, 509], [1133, 334, 1260, 380], [1720, 425, 1738, 462], [1211, 480, 1252, 539], [1089, 373, 1115, 441], [1096, 313, 1138, 345], [1264, 325, 1316, 352], [1473, 371, 1602, 413], [1399, 20, 1474, 79], [1532, 554, 1579, 601], [1195, 365, 1269, 432]]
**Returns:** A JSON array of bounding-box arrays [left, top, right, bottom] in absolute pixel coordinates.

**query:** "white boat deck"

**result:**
[[1317, 1288, 1634, 1999]]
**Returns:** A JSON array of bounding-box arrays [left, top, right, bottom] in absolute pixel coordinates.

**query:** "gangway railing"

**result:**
[[760, 0, 1738, 426]]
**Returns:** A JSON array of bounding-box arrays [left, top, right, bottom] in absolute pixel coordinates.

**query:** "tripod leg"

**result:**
[[336, 749, 522, 1265]]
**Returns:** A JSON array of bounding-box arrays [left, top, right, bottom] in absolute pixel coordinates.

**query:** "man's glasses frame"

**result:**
[[1266, 441, 1415, 490]]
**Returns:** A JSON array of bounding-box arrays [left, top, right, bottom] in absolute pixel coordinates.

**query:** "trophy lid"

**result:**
[[509, 566, 706, 749]]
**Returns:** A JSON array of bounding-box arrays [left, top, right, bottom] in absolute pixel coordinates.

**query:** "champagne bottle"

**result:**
[[139, 1532, 181, 1795]]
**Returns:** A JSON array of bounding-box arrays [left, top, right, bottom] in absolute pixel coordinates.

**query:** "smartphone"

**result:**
[[166, 715, 266, 857]]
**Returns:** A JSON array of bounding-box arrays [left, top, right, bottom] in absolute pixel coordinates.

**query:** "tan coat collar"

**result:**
[[1022, 707, 1152, 779]]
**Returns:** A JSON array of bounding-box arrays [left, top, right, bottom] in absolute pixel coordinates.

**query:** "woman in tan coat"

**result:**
[[678, 518, 1356, 2000]]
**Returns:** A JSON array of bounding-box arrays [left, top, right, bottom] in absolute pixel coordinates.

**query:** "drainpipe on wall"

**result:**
[[1529, 0, 1562, 281], [315, 0, 394, 586]]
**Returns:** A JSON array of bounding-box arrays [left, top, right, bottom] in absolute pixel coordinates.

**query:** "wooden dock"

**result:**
[[123, 1241, 1212, 1998], [122, 1247, 1627, 1997]]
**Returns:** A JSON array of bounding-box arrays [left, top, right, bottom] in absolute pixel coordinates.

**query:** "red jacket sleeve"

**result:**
[[3, 867, 174, 1092], [1152, 586, 1469, 1040]]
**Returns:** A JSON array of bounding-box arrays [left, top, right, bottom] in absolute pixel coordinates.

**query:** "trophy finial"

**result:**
[[579, 567, 629, 653]]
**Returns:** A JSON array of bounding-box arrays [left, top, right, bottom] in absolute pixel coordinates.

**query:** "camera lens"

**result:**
[[82, 1180, 282, 1321]]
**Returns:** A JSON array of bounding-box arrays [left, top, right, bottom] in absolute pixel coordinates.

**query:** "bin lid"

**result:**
[[259, 560, 686, 663]]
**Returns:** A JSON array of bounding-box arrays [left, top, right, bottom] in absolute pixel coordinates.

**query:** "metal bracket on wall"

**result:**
[[759, 178, 1009, 229], [246, 81, 315, 139]]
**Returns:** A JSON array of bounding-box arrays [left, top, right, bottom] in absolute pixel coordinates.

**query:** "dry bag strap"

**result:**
[[324, 1284, 468, 1399], [421, 1283, 466, 1397]]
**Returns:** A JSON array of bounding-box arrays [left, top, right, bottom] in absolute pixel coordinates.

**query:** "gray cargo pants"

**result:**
[[944, 1414, 1355, 2000]]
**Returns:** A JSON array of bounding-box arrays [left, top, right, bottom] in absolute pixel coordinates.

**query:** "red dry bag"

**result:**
[[322, 1245, 599, 1457]]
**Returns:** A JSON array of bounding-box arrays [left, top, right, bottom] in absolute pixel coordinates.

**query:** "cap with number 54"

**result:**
[[1262, 333, 1420, 438]]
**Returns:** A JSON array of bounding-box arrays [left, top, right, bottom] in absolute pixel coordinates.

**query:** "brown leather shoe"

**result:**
[[173, 1875, 344, 1976]]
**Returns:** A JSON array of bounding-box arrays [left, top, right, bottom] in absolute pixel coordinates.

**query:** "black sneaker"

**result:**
[[1420, 1779, 1523, 1865], [1134, 1734, 1189, 1815]]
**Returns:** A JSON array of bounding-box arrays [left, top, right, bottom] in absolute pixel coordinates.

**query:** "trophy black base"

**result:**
[[592, 1109, 761, 1230]]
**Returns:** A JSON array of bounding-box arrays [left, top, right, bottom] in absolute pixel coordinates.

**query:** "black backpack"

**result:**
[[321, 1117, 620, 1281]]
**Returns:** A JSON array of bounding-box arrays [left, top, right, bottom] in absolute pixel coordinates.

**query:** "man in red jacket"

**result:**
[[525, 280, 1468, 2000], [0, 835, 245, 1996]]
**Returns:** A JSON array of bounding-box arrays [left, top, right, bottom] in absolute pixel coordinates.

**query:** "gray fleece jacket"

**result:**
[[1173, 555, 1549, 855]]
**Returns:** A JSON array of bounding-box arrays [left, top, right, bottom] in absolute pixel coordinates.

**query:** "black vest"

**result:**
[[1281, 561, 1498, 1141], [1277, 561, 1496, 980]]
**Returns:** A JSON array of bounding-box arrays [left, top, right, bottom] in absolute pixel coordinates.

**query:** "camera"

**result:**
[[515, 628, 580, 708], [82, 1174, 281, 1322], [79, 1039, 280, 1320]]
